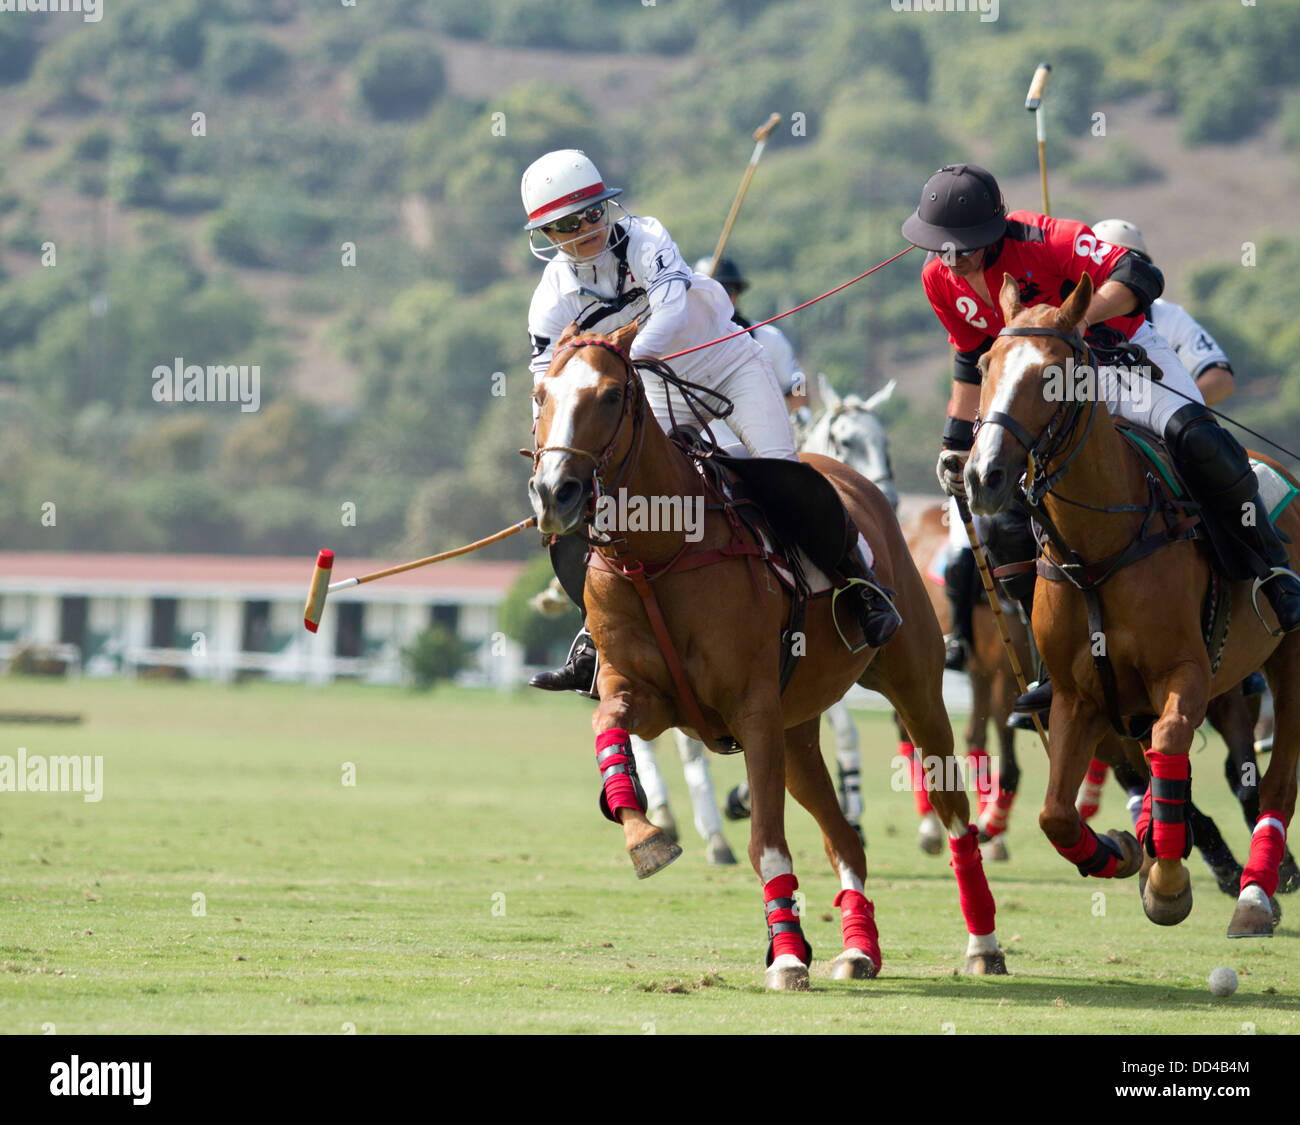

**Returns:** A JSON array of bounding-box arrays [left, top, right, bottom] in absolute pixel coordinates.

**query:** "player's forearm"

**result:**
[[1082, 280, 1139, 330], [947, 379, 982, 427], [1196, 364, 1235, 406]]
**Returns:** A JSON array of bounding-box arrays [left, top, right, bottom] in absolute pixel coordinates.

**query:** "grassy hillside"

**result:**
[[1, 0, 1298, 559]]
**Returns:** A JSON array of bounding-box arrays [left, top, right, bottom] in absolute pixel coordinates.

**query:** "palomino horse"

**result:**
[[529, 320, 1004, 989], [904, 501, 1028, 858], [966, 271, 1299, 936]]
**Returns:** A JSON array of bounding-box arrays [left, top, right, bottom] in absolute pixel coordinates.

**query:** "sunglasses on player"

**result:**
[[544, 203, 607, 235]]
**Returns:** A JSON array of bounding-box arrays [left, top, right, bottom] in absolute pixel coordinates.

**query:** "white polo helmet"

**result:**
[[1091, 218, 1149, 257], [521, 150, 622, 231]]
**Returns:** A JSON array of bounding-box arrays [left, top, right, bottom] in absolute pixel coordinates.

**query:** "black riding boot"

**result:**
[[943, 546, 977, 671], [528, 534, 600, 697], [1010, 580, 1053, 723], [1167, 403, 1300, 634], [838, 537, 903, 650]]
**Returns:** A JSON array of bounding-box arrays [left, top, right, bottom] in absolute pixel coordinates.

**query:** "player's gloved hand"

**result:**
[[936, 447, 969, 498]]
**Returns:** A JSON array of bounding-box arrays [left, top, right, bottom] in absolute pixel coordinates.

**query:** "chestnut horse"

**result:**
[[529, 320, 1004, 989], [966, 271, 1299, 937]]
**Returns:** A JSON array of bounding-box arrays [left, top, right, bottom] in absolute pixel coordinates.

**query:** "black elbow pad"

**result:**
[[1108, 251, 1164, 316], [953, 339, 992, 386]]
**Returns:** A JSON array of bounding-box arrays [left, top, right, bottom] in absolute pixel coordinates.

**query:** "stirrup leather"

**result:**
[[831, 576, 900, 655], [1251, 566, 1300, 637]]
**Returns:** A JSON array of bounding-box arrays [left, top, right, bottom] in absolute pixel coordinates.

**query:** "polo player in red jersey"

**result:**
[[902, 164, 1300, 721]]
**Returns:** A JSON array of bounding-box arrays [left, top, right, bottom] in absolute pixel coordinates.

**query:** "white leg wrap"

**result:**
[[966, 931, 999, 956], [630, 736, 668, 811]]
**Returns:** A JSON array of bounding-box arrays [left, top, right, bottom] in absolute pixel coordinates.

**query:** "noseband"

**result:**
[[978, 325, 1097, 506]]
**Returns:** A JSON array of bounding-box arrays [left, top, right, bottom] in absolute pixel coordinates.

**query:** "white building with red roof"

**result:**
[[0, 553, 526, 686]]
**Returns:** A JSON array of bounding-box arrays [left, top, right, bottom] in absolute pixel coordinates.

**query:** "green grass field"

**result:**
[[0, 678, 1294, 1035]]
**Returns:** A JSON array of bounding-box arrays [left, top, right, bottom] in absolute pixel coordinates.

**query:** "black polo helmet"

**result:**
[[694, 255, 747, 291], [902, 163, 1008, 252]]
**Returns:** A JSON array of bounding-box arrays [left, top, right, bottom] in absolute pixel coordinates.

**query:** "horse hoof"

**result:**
[[980, 836, 1009, 862], [1107, 830, 1143, 879], [1206, 860, 1245, 897], [1271, 895, 1282, 927], [764, 954, 810, 991], [917, 812, 944, 856], [705, 832, 737, 866], [1140, 865, 1193, 927], [647, 805, 679, 844], [723, 785, 751, 821], [1227, 884, 1274, 938], [965, 950, 1008, 976], [1277, 854, 1300, 894], [628, 832, 682, 879], [829, 949, 878, 981]]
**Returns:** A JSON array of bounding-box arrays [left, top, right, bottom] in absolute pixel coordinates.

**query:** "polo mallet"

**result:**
[[706, 112, 782, 274], [302, 517, 538, 632], [954, 493, 1050, 754], [1025, 62, 1052, 216]]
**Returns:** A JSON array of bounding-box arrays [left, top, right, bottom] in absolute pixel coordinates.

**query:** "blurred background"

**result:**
[[0, 0, 1297, 682]]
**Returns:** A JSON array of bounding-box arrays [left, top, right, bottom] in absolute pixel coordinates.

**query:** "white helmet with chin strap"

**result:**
[[521, 149, 627, 264], [1091, 218, 1149, 258]]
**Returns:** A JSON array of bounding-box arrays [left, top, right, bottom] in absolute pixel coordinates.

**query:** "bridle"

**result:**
[[977, 324, 1098, 508]]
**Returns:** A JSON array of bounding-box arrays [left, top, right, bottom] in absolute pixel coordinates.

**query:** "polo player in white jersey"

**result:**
[[522, 150, 901, 694]]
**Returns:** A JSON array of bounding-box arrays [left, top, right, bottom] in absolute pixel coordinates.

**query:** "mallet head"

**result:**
[[303, 549, 334, 633]]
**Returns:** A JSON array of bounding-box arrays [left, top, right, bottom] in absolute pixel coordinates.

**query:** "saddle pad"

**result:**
[[925, 542, 948, 586], [1254, 460, 1299, 523], [763, 531, 871, 596]]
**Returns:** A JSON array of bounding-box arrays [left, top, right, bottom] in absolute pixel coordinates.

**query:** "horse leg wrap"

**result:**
[[763, 874, 812, 967], [595, 728, 646, 824], [833, 889, 881, 972], [966, 746, 992, 819], [948, 826, 996, 935], [1055, 821, 1123, 878], [903, 742, 933, 816], [1242, 811, 1287, 899], [1077, 757, 1108, 820], [1146, 751, 1193, 860], [980, 786, 1015, 838]]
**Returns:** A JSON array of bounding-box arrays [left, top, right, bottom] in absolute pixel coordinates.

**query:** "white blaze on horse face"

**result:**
[[535, 354, 603, 498], [760, 846, 793, 882], [968, 341, 1044, 482]]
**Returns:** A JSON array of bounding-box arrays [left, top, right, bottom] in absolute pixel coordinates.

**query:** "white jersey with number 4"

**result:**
[[1149, 298, 1230, 380]]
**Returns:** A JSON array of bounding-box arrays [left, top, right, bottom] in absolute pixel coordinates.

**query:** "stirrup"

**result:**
[[528, 630, 599, 697], [1251, 566, 1300, 637], [832, 577, 901, 654]]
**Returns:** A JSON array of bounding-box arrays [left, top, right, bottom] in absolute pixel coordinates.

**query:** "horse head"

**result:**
[[966, 272, 1094, 515], [804, 378, 898, 511], [529, 319, 641, 535]]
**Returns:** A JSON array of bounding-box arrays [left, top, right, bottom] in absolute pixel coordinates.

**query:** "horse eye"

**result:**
[[532, 388, 547, 406], [600, 387, 622, 406]]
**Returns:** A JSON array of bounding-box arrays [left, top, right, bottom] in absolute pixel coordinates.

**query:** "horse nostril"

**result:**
[[555, 480, 582, 510], [984, 466, 1005, 494]]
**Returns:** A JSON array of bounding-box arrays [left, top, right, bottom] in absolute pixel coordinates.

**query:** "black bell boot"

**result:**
[[1168, 403, 1300, 635], [529, 628, 599, 697], [943, 547, 977, 671]]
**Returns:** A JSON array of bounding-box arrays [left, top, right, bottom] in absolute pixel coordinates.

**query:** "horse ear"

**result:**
[[862, 378, 897, 414], [998, 273, 1023, 323], [1056, 272, 1094, 333], [818, 373, 842, 410], [610, 318, 640, 353], [556, 321, 581, 349]]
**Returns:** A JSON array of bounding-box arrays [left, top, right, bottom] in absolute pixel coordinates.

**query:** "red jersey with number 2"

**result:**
[[921, 210, 1147, 353]]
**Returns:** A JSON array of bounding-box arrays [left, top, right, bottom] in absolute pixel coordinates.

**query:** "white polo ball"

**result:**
[[1208, 967, 1238, 997]]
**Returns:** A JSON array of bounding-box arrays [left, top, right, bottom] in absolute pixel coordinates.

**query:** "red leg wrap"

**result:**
[[1054, 821, 1121, 878], [967, 747, 992, 819], [1146, 750, 1192, 861], [903, 743, 933, 816], [980, 785, 1015, 838], [595, 728, 643, 823], [833, 889, 881, 972], [948, 826, 996, 935], [763, 873, 810, 965], [1242, 811, 1287, 899], [1077, 757, 1107, 821], [1135, 785, 1153, 854]]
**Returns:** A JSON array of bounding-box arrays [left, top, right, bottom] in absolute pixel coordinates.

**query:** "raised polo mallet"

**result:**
[[302, 517, 538, 632], [1025, 62, 1052, 216], [707, 112, 782, 275]]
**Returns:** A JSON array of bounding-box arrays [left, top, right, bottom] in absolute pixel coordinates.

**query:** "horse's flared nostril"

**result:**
[[555, 479, 582, 511], [983, 466, 1005, 496]]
